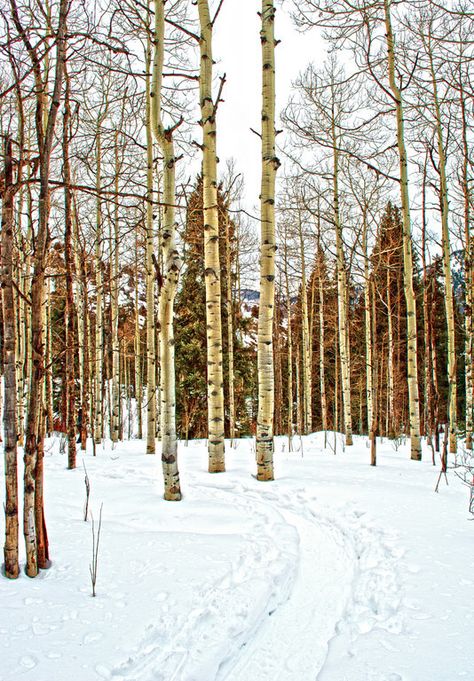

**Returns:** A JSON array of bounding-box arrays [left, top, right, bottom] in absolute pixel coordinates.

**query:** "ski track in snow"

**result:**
[[111, 470, 405, 681], [7, 435, 470, 681]]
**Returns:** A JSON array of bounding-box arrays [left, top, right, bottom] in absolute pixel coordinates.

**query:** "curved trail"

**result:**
[[218, 500, 351, 680], [203, 480, 404, 681], [112, 472, 403, 681]]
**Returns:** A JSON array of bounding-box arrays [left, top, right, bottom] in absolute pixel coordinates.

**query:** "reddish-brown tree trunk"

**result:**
[[2, 135, 20, 578]]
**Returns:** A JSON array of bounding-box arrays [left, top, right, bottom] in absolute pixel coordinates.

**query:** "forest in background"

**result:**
[[0, 0, 473, 579]]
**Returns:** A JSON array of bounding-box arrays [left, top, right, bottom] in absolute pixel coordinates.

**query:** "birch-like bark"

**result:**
[[15, 190, 25, 447], [152, 0, 181, 499], [94, 125, 104, 444], [459, 77, 473, 450], [296, 344, 302, 435], [370, 279, 378, 466], [62, 67, 76, 468], [74, 202, 89, 451], [111, 130, 120, 444], [2, 136, 19, 578], [14, 0, 69, 575], [24, 180, 33, 426], [44, 280, 53, 435], [274, 286, 283, 435], [283, 237, 293, 448], [145, 28, 156, 455], [425, 34, 457, 453], [421, 163, 435, 452], [198, 0, 225, 472], [72, 215, 84, 399], [224, 211, 235, 442], [332, 124, 352, 446], [384, 0, 421, 460], [316, 243, 327, 434], [134, 236, 143, 440], [256, 0, 279, 479], [362, 209, 373, 435], [298, 213, 312, 434]]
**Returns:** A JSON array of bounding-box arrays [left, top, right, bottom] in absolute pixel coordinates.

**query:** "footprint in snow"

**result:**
[[32, 621, 51, 636], [19, 655, 38, 670], [16, 623, 29, 633]]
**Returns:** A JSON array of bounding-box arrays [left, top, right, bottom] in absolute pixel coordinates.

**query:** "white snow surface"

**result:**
[[1, 433, 473, 681]]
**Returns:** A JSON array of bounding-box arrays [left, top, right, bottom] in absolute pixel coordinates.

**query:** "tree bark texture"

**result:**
[[2, 136, 20, 579], [63, 69, 76, 469], [384, 0, 421, 460], [152, 0, 182, 499], [426, 36, 457, 453], [256, 0, 279, 480], [198, 0, 226, 473], [146, 28, 157, 455]]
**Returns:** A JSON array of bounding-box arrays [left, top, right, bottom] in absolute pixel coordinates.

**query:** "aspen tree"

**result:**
[[284, 59, 355, 445], [308, 264, 316, 416], [292, 0, 421, 455], [74, 200, 90, 451], [72, 213, 84, 399], [151, 0, 181, 499], [362, 207, 373, 434], [15, 189, 26, 447], [44, 280, 54, 436], [459, 73, 473, 450], [2, 136, 19, 579], [386, 266, 395, 437], [111, 129, 121, 444], [316, 225, 328, 434], [23, 179, 33, 429], [224, 210, 236, 443], [421, 157, 436, 453], [283, 234, 294, 448], [62, 65, 76, 468], [370, 278, 378, 465], [134, 236, 143, 440], [198, 0, 225, 472], [256, 0, 279, 480], [334, 329, 339, 433], [297, 210, 312, 434], [11, 0, 69, 575], [383, 0, 421, 460], [332, 120, 353, 446], [295, 344, 302, 435], [274, 282, 283, 435], [145, 25, 157, 455], [421, 19, 457, 452], [94, 123, 105, 444]]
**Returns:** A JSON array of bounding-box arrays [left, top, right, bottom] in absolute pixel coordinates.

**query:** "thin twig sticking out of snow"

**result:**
[[89, 503, 103, 597], [83, 460, 90, 522]]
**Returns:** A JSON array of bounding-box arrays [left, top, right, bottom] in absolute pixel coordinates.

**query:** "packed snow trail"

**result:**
[[112, 467, 404, 681], [213, 482, 405, 681], [1, 434, 473, 681], [216, 491, 351, 680]]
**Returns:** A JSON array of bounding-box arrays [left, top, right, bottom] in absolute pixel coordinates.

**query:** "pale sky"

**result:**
[[213, 1, 326, 213]]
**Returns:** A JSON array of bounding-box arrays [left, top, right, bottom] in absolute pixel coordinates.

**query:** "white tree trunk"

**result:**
[[256, 0, 279, 480]]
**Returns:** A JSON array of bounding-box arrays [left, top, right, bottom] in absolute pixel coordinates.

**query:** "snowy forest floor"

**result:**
[[1, 433, 473, 681]]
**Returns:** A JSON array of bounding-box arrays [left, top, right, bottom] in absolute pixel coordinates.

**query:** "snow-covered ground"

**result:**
[[1, 433, 473, 681]]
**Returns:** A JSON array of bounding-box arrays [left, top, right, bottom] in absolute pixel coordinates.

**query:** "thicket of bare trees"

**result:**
[[1, 0, 472, 578]]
